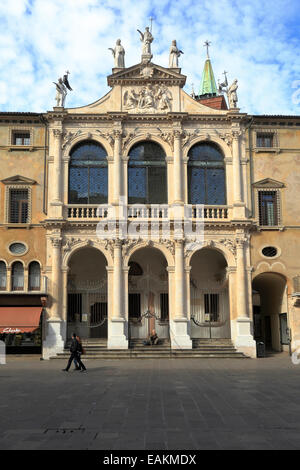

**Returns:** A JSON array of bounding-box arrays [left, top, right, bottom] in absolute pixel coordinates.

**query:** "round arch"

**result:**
[[183, 136, 231, 161], [124, 241, 174, 268], [252, 271, 289, 351], [63, 240, 113, 269], [63, 134, 113, 160], [124, 135, 172, 158], [9, 259, 25, 268], [186, 241, 236, 268]]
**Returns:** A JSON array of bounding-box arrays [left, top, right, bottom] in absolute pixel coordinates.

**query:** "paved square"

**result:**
[[1, 354, 300, 450]]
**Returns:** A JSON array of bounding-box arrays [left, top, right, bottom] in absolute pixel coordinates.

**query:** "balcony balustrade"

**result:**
[[65, 204, 232, 221]]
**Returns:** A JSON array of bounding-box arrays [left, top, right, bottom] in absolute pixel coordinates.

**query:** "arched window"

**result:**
[[12, 262, 24, 291], [28, 261, 41, 291], [0, 262, 6, 290], [69, 141, 108, 204], [188, 142, 226, 205], [128, 141, 167, 204]]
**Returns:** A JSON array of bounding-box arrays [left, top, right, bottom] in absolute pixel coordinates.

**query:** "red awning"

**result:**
[[0, 307, 42, 334]]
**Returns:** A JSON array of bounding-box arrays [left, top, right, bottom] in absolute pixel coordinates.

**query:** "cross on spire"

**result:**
[[149, 16, 154, 32], [204, 40, 211, 58]]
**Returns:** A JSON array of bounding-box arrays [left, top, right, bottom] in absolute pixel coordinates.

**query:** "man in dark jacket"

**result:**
[[62, 333, 87, 372]]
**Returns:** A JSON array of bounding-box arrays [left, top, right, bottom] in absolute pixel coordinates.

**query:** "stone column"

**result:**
[[6, 267, 11, 292], [113, 130, 122, 205], [50, 128, 63, 218], [236, 237, 248, 319], [232, 130, 246, 219], [175, 240, 185, 318], [107, 239, 128, 349], [43, 237, 65, 359], [61, 266, 69, 342], [171, 240, 192, 349], [173, 130, 184, 204], [51, 237, 62, 321], [234, 233, 256, 357]]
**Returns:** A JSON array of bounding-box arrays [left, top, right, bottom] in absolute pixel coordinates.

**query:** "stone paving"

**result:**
[[1, 354, 300, 450]]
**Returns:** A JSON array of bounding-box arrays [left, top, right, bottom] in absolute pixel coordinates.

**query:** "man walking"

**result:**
[[62, 333, 87, 372]]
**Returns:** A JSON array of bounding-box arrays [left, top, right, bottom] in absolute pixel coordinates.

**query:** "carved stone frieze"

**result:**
[[123, 85, 172, 113]]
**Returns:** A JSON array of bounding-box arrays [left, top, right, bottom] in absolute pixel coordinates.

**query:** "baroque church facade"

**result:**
[[0, 34, 299, 359]]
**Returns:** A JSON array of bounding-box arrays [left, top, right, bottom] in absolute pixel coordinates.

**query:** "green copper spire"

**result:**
[[199, 41, 217, 97]]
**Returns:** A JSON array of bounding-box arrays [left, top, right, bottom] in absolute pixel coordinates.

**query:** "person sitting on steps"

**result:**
[[143, 329, 159, 346]]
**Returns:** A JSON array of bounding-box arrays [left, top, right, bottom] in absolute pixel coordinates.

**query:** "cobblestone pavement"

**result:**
[[0, 354, 300, 450]]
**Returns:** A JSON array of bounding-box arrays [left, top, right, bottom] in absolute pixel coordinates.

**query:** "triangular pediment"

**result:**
[[1, 175, 37, 185], [107, 62, 186, 87], [66, 62, 226, 115], [252, 178, 284, 188]]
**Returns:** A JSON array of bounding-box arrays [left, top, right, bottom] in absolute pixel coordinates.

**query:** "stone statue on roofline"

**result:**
[[169, 40, 184, 68], [53, 71, 73, 107], [228, 79, 238, 108], [108, 39, 125, 68], [137, 26, 154, 63]]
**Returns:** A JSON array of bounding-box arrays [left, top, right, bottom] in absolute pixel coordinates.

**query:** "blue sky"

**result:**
[[0, 0, 299, 115]]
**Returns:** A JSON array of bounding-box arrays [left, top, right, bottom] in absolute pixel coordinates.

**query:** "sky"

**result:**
[[0, 0, 300, 115]]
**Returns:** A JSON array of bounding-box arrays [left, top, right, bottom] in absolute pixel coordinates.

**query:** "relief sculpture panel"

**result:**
[[123, 85, 172, 113]]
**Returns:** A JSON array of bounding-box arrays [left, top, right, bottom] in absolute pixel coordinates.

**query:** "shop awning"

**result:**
[[0, 307, 42, 334]]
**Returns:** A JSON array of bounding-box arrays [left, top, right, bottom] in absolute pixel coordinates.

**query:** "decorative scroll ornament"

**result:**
[[52, 128, 63, 138], [219, 238, 237, 256], [160, 239, 175, 256], [62, 130, 82, 150], [123, 85, 172, 113], [157, 128, 174, 150], [96, 129, 115, 147]]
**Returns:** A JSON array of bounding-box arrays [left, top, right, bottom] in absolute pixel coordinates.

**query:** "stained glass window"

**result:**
[[68, 141, 108, 204], [188, 143, 226, 205], [128, 142, 167, 204]]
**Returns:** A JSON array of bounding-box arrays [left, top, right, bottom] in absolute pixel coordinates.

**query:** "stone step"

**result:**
[[51, 349, 247, 359]]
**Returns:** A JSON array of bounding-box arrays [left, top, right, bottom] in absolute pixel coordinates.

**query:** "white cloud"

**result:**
[[0, 0, 299, 115]]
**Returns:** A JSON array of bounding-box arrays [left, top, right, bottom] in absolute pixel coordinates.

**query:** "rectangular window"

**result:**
[[129, 293, 141, 319], [258, 191, 278, 226], [13, 132, 31, 145], [160, 293, 169, 321], [256, 133, 274, 148], [204, 293, 219, 322], [9, 189, 29, 223]]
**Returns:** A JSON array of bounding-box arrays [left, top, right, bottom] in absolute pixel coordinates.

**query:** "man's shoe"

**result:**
[[62, 369, 68, 372], [80, 369, 87, 373]]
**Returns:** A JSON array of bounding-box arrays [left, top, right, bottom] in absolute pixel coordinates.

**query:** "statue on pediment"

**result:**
[[169, 40, 184, 68], [108, 39, 125, 68], [137, 27, 154, 62]]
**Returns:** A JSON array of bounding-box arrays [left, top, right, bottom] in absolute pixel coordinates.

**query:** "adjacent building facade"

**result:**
[[0, 48, 299, 359]]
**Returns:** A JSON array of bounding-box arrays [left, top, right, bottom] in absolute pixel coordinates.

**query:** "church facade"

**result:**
[[0, 38, 299, 359]]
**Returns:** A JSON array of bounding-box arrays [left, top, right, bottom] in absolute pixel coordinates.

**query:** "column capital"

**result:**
[[50, 237, 62, 248], [231, 129, 242, 140], [52, 128, 63, 139], [173, 129, 185, 139], [174, 238, 185, 248]]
